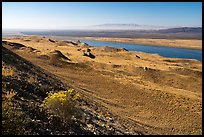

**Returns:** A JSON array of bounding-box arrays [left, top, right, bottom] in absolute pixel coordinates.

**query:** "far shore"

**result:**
[[51, 36, 202, 50]]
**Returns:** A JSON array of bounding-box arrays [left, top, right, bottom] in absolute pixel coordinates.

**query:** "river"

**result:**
[[77, 39, 202, 61]]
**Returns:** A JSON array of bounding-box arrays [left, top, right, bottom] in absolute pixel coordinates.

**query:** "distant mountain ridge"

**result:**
[[3, 24, 202, 40], [64, 24, 202, 32], [87, 24, 174, 30], [157, 27, 202, 33]]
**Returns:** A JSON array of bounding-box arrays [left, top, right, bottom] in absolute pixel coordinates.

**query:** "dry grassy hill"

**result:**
[[2, 36, 202, 135]]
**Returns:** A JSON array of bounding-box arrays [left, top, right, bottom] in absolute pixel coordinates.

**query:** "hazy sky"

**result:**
[[2, 2, 202, 29]]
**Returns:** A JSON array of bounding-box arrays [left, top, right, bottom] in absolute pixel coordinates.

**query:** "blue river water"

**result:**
[[77, 40, 202, 61]]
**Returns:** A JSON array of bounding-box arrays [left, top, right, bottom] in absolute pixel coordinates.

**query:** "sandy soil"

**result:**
[[51, 36, 202, 50], [3, 36, 202, 135]]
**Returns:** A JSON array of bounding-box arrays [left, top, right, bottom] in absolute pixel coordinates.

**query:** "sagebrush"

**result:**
[[41, 89, 81, 123]]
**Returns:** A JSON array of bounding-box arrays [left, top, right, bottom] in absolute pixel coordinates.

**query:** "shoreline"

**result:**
[[51, 36, 202, 50], [3, 35, 202, 61]]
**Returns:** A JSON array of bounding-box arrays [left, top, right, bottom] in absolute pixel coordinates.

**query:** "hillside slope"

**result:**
[[2, 41, 147, 135], [2, 36, 202, 135]]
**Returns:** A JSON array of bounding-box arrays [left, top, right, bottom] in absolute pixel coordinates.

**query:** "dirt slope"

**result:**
[[2, 41, 146, 135]]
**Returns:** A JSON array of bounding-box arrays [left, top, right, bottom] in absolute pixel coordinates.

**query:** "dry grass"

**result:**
[[57, 41, 67, 46], [2, 63, 21, 80], [2, 89, 31, 135], [3, 90, 17, 101], [27, 75, 37, 84], [2, 65, 16, 76]]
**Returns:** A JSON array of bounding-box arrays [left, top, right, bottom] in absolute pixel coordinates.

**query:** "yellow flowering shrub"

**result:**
[[41, 89, 81, 123]]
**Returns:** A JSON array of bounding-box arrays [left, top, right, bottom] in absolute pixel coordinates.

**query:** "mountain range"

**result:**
[[65, 24, 201, 32], [3, 24, 202, 39]]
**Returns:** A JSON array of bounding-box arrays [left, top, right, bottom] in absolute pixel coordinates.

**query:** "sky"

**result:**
[[2, 2, 202, 29]]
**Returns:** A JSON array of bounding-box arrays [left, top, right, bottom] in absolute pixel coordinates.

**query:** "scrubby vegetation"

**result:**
[[2, 63, 30, 135], [2, 64, 16, 77], [2, 91, 31, 135], [41, 89, 81, 123], [2, 60, 81, 134]]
